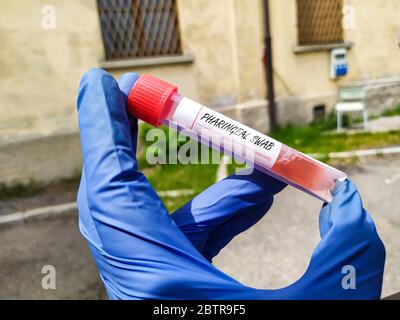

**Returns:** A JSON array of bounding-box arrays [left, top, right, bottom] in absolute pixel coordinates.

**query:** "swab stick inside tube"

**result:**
[[128, 74, 347, 202]]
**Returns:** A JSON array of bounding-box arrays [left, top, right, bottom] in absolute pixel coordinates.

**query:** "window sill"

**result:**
[[293, 42, 353, 54], [99, 54, 194, 70]]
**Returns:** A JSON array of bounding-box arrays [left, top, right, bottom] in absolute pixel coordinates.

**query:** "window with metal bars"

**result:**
[[296, 0, 344, 46], [97, 0, 183, 60]]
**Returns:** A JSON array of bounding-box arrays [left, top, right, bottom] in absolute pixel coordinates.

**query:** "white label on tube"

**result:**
[[173, 98, 283, 169]]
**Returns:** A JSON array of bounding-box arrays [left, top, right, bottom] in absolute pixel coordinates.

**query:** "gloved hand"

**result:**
[[77, 68, 385, 300]]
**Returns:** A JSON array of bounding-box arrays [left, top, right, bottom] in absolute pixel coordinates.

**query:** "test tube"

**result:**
[[128, 74, 346, 202]]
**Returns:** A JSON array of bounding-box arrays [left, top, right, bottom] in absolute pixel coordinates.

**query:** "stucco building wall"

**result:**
[[1, 0, 400, 184]]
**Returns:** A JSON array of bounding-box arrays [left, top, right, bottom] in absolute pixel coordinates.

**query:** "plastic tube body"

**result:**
[[162, 94, 346, 202], [127, 75, 346, 202]]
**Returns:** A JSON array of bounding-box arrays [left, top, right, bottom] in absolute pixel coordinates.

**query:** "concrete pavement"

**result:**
[[0, 214, 106, 299]]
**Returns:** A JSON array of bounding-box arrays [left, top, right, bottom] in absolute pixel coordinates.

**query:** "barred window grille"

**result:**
[[97, 0, 183, 60], [296, 0, 344, 45]]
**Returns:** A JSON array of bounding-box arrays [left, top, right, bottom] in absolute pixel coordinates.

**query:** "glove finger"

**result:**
[[118, 72, 140, 101], [301, 179, 386, 299], [117, 73, 140, 156], [171, 168, 286, 260], [262, 179, 386, 299], [319, 179, 378, 238], [77, 168, 102, 248], [318, 179, 385, 260], [77, 68, 191, 258]]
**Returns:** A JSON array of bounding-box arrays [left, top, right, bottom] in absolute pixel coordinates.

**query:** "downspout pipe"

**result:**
[[263, 0, 278, 131]]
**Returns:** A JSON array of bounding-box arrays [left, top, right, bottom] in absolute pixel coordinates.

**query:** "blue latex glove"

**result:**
[[77, 68, 385, 300]]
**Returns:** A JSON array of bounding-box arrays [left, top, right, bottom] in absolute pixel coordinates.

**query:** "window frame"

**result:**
[[295, 0, 344, 47], [96, 0, 184, 62]]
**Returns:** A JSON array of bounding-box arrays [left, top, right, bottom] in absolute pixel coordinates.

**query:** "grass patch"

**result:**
[[311, 111, 340, 131], [382, 104, 400, 117], [138, 122, 221, 191], [0, 169, 81, 201], [227, 161, 248, 175], [145, 162, 219, 192], [270, 126, 400, 155], [0, 179, 41, 200], [58, 168, 82, 185]]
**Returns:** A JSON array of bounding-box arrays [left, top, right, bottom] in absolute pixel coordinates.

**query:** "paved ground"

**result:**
[[0, 214, 107, 299], [0, 156, 399, 299], [0, 179, 78, 216], [342, 115, 400, 134], [367, 115, 400, 132]]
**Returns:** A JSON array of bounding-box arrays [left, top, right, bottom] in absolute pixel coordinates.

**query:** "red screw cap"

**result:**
[[127, 74, 178, 127]]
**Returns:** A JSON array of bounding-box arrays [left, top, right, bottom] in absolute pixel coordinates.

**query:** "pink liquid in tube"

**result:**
[[128, 75, 346, 203]]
